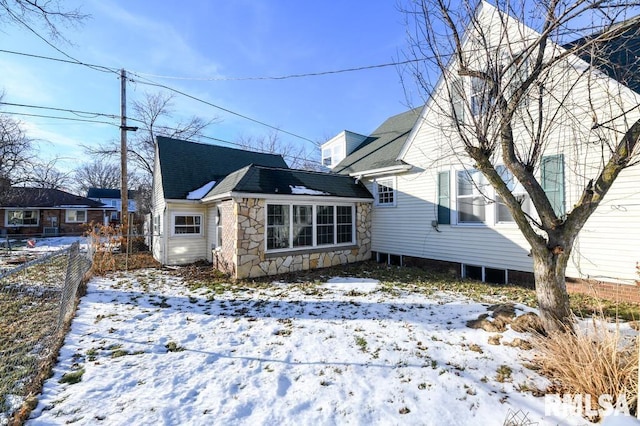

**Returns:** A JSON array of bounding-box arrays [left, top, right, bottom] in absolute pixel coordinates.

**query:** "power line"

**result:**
[[0, 9, 119, 76], [0, 49, 119, 73], [1, 110, 119, 126], [0, 101, 124, 121], [128, 73, 320, 146], [131, 58, 425, 81], [1, 106, 322, 165]]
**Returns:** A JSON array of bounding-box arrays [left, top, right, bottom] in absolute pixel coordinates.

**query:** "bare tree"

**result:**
[[0, 108, 33, 185], [23, 158, 71, 190], [402, 0, 640, 332], [86, 92, 215, 213], [237, 131, 318, 170], [0, 0, 87, 39], [73, 161, 123, 195]]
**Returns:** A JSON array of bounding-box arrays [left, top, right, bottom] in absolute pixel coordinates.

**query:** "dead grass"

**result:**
[[184, 261, 640, 321], [533, 319, 638, 418], [0, 253, 69, 419]]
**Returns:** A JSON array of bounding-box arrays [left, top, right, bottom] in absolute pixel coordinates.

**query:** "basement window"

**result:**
[[463, 264, 507, 285]]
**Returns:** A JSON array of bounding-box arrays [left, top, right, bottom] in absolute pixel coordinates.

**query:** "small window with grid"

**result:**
[[375, 178, 396, 207]]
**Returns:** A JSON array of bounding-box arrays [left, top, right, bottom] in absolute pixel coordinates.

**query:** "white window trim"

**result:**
[[374, 177, 397, 208], [65, 209, 88, 223], [321, 141, 345, 168], [265, 202, 356, 253], [170, 212, 204, 237], [452, 166, 528, 227], [5, 209, 39, 227]]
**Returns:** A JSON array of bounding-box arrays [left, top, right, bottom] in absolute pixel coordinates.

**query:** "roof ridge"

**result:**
[[156, 135, 285, 158]]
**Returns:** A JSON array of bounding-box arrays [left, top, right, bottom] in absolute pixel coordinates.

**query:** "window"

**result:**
[[437, 171, 451, 224], [336, 206, 354, 244], [451, 79, 465, 123], [173, 214, 202, 235], [6, 210, 38, 226], [316, 205, 334, 245], [322, 148, 332, 167], [503, 52, 530, 107], [292, 205, 313, 247], [66, 210, 87, 223], [266, 203, 355, 251], [153, 215, 160, 234], [470, 77, 490, 116], [267, 205, 290, 249], [321, 143, 345, 168], [495, 165, 529, 223], [375, 178, 396, 207], [541, 154, 565, 217], [457, 169, 489, 223]]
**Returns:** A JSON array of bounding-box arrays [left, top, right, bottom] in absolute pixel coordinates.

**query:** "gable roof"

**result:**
[[332, 107, 422, 175], [156, 136, 289, 199], [87, 188, 135, 199], [0, 187, 109, 208], [204, 165, 373, 200]]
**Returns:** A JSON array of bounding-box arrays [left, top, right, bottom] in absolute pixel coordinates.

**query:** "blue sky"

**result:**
[[0, 0, 421, 173]]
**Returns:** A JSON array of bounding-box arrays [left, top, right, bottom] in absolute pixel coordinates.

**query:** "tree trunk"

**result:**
[[532, 251, 573, 334]]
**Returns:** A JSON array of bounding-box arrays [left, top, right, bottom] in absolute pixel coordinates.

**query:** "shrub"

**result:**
[[533, 318, 638, 417]]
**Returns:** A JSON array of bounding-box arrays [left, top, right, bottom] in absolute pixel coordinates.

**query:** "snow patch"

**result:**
[[187, 180, 217, 200], [321, 277, 380, 293], [289, 185, 328, 195]]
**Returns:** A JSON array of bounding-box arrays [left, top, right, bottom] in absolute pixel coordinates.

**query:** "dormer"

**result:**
[[321, 131, 368, 169]]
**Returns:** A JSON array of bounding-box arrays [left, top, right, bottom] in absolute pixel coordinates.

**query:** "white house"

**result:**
[[150, 136, 373, 278], [324, 2, 640, 288], [86, 188, 137, 226]]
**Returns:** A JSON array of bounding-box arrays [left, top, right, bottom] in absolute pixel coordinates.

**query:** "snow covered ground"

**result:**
[[25, 268, 629, 425]]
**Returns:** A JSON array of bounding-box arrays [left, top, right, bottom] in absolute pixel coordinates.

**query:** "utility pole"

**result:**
[[120, 69, 129, 248], [119, 69, 138, 254]]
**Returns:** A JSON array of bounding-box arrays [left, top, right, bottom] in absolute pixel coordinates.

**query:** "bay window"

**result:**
[[266, 203, 355, 251]]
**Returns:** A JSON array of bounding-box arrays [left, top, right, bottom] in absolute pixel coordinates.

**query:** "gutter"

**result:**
[[348, 164, 413, 179], [202, 191, 373, 204]]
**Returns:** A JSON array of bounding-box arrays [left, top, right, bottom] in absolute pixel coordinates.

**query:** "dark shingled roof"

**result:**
[[206, 165, 373, 199], [0, 187, 108, 208], [87, 188, 135, 199], [332, 107, 422, 175], [563, 17, 640, 94], [156, 136, 289, 199]]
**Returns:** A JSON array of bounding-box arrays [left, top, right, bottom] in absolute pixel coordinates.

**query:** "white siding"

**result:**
[[151, 150, 166, 263], [165, 203, 208, 265], [371, 2, 640, 283]]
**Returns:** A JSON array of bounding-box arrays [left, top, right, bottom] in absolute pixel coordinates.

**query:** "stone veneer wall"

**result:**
[[234, 198, 372, 279]]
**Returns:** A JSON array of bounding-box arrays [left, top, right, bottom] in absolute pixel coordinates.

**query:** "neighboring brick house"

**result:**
[[151, 136, 373, 278], [0, 187, 115, 236]]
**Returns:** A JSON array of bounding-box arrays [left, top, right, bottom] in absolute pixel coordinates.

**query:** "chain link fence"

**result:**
[[0, 242, 92, 425]]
